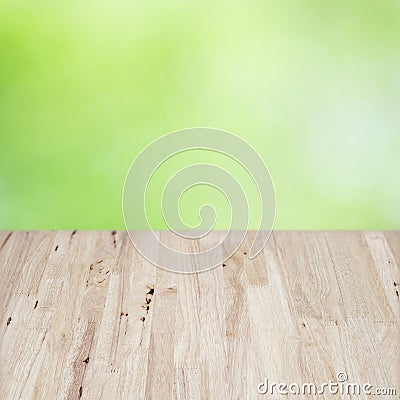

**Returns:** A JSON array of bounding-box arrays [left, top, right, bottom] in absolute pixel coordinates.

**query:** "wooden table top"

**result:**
[[0, 231, 399, 399]]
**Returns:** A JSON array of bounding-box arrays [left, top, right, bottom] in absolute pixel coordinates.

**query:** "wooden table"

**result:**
[[0, 231, 399, 399]]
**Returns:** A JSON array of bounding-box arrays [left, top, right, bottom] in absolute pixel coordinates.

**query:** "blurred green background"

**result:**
[[1, 0, 399, 230]]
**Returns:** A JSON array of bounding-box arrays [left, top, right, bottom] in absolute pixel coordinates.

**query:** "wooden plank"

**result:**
[[0, 231, 398, 399]]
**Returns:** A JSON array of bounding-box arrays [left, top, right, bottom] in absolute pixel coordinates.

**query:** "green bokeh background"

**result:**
[[1, 1, 399, 229]]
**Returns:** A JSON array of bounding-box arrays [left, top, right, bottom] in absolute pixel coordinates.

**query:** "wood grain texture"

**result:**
[[0, 231, 399, 399]]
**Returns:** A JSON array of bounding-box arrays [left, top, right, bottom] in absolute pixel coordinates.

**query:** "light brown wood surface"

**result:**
[[0, 231, 399, 399]]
